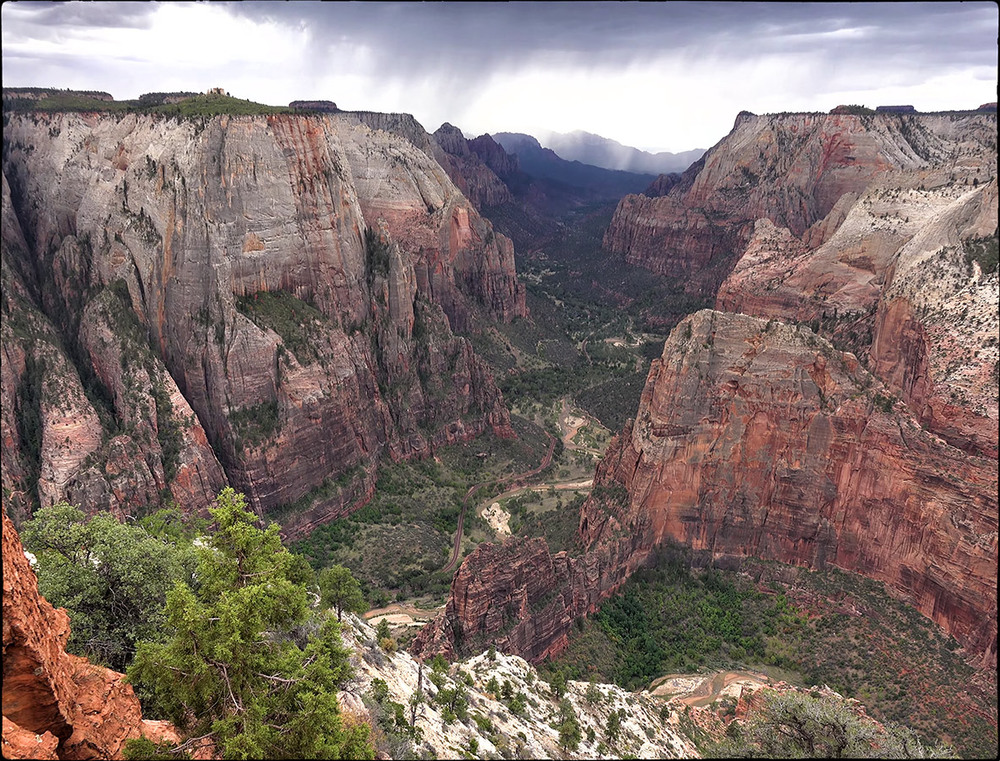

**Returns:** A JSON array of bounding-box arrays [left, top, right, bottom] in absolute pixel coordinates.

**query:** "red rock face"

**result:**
[[1, 111, 524, 522], [871, 296, 998, 461], [605, 112, 996, 299], [419, 311, 998, 672], [633, 112, 998, 459], [2, 509, 176, 760], [605, 311, 997, 668], [716, 178, 998, 460], [412, 532, 647, 664]]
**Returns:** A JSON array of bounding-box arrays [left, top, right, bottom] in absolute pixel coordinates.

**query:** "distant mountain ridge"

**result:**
[[492, 132, 655, 200], [538, 129, 705, 174]]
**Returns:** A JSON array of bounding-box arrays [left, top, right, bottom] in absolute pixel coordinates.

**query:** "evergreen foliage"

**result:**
[[234, 290, 326, 364], [963, 229, 999, 275], [606, 708, 623, 743], [122, 736, 188, 760], [22, 502, 194, 672], [549, 668, 568, 699], [128, 488, 374, 759], [433, 681, 469, 724], [556, 698, 582, 751], [547, 547, 994, 757], [559, 550, 782, 689], [318, 564, 367, 621]]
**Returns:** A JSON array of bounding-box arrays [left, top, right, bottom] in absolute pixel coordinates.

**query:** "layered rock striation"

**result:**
[[413, 534, 644, 664], [605, 111, 997, 299], [2, 110, 525, 527], [418, 311, 998, 670], [610, 110, 998, 457], [596, 310, 997, 668], [2, 508, 177, 760]]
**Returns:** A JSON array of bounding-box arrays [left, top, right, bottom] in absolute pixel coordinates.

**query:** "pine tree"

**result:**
[[318, 564, 367, 621], [129, 488, 374, 759]]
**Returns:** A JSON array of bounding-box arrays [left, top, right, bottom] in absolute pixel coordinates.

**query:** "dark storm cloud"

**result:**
[[230, 1, 997, 76], [2, 1, 995, 152], [5, 0, 155, 33]]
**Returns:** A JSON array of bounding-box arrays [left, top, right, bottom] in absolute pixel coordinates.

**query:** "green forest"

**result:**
[[22, 490, 375, 760]]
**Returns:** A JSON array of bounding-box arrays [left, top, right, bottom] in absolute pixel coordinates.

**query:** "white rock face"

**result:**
[[338, 614, 699, 759], [481, 502, 511, 537], [3, 109, 524, 520]]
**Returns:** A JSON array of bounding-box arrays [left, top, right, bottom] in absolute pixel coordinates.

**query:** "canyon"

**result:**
[[417, 309, 998, 669], [2, 93, 997, 757], [2, 109, 525, 532], [4, 501, 894, 760], [420, 110, 999, 673]]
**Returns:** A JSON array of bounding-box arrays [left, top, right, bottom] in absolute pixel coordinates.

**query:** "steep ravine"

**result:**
[[417, 310, 998, 671], [1, 111, 525, 528]]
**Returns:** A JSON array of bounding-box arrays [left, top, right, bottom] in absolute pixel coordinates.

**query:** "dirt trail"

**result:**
[[364, 602, 444, 620], [363, 602, 445, 628], [559, 399, 602, 455], [442, 432, 556, 573], [440, 399, 604, 574]]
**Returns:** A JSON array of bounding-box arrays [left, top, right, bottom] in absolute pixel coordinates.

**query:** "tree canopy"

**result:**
[[21, 502, 194, 672], [318, 563, 367, 621], [128, 488, 374, 759]]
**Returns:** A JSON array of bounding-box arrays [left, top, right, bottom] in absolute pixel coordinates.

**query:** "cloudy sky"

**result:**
[[2, 1, 997, 153]]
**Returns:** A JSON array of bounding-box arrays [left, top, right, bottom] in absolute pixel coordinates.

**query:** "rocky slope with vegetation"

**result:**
[[418, 310, 998, 672], [328, 608, 959, 759], [1, 510, 178, 760], [1, 103, 525, 528], [5, 485, 950, 760]]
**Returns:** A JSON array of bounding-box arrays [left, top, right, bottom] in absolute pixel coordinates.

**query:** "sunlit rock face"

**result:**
[[609, 110, 998, 456], [595, 310, 997, 670], [2, 111, 524, 525], [606, 112, 996, 296]]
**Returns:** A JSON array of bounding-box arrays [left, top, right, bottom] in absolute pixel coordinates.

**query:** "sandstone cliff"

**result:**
[[2, 508, 178, 760], [418, 311, 998, 670], [605, 111, 997, 299], [607, 110, 997, 455], [596, 310, 997, 668], [432, 123, 516, 210], [1, 110, 525, 526], [714, 157, 997, 458]]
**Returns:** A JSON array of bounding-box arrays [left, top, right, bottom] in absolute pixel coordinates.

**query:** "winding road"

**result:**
[[442, 432, 557, 573]]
